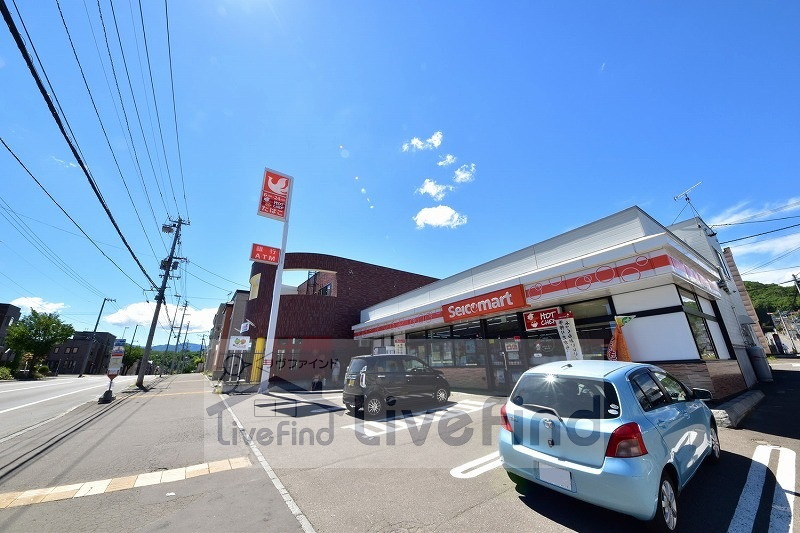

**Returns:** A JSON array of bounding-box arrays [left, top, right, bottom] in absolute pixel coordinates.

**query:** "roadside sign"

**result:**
[[257, 168, 292, 221], [108, 339, 125, 380], [250, 243, 280, 265]]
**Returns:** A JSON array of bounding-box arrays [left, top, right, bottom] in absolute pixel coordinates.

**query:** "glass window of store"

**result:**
[[563, 298, 614, 361], [451, 320, 485, 366], [406, 330, 428, 361], [678, 288, 719, 359], [429, 326, 454, 367]]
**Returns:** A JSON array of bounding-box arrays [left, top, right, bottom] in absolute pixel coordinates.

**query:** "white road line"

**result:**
[[0, 380, 80, 394], [0, 401, 85, 444], [728, 445, 772, 533], [221, 395, 316, 533], [770, 447, 796, 533], [0, 384, 112, 415], [450, 451, 503, 479], [341, 402, 485, 436]]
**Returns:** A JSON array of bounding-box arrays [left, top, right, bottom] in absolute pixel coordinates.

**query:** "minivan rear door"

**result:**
[[505, 374, 620, 469]]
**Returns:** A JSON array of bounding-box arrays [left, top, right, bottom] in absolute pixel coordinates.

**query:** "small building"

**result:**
[[352, 207, 763, 400], [48, 332, 116, 375]]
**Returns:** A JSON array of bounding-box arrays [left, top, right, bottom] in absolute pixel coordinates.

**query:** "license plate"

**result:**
[[538, 463, 573, 491]]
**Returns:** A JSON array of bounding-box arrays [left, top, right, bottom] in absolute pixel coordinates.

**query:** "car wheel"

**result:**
[[708, 424, 721, 464], [433, 387, 449, 404], [364, 395, 384, 419], [650, 472, 678, 532]]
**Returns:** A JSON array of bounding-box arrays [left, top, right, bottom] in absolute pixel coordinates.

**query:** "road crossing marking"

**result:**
[[727, 445, 796, 533], [0, 456, 251, 509], [450, 451, 503, 479], [341, 400, 494, 437]]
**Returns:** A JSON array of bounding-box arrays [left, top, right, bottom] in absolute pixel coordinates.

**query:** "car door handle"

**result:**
[[655, 419, 669, 428], [377, 374, 386, 379]]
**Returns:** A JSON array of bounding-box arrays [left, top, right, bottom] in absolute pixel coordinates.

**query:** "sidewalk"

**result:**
[[0, 373, 305, 533]]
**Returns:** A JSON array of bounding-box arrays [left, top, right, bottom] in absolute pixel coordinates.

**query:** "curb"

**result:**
[[711, 390, 765, 428]]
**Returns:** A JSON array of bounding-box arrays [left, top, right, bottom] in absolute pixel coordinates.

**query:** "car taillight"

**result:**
[[500, 404, 512, 432], [606, 422, 648, 458]]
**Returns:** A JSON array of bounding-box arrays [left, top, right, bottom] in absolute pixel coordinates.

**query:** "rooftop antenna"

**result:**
[[672, 181, 703, 224]]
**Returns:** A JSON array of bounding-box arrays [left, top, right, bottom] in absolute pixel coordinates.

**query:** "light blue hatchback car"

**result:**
[[499, 360, 720, 532]]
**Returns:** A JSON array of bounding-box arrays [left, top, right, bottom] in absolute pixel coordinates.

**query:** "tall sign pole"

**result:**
[[255, 168, 293, 394], [137, 218, 185, 388]]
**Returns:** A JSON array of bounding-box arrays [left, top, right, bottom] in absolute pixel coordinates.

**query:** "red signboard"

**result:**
[[523, 307, 564, 330], [257, 168, 292, 221], [251, 243, 281, 265], [442, 285, 527, 323]]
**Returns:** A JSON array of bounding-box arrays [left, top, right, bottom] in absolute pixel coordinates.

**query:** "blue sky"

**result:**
[[1, 1, 798, 346]]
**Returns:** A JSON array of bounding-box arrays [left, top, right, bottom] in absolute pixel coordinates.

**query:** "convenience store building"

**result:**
[[352, 207, 763, 399]]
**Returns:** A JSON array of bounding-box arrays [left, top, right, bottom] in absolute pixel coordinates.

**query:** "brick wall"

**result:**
[[438, 367, 489, 390], [658, 360, 747, 400]]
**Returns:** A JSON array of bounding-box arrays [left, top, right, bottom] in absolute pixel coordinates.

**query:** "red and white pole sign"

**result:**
[[108, 339, 125, 380], [250, 243, 280, 265], [257, 168, 292, 221]]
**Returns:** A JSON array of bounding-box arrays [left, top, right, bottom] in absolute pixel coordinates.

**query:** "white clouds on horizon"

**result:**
[[402, 131, 443, 152], [10, 297, 67, 314], [729, 232, 800, 257], [453, 163, 476, 183], [437, 154, 457, 167], [106, 302, 217, 336], [415, 179, 453, 201], [413, 205, 467, 229]]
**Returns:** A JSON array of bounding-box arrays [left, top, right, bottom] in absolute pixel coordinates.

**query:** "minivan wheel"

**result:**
[[649, 472, 678, 532], [364, 395, 384, 418], [434, 387, 449, 404]]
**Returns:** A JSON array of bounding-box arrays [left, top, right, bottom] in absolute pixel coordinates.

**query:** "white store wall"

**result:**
[[622, 313, 699, 361], [612, 285, 681, 314]]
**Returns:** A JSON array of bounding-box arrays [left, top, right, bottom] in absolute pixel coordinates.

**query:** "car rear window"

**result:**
[[510, 374, 620, 420], [347, 359, 368, 373]]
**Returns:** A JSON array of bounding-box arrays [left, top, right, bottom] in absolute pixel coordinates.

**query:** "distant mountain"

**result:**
[[149, 342, 203, 352]]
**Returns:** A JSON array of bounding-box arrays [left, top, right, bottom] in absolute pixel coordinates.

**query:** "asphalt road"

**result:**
[[0, 375, 137, 439], [1, 364, 798, 532]]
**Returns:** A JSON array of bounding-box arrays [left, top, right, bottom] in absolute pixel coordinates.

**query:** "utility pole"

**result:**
[[172, 302, 188, 373], [137, 218, 186, 388], [79, 297, 115, 377], [777, 311, 798, 354]]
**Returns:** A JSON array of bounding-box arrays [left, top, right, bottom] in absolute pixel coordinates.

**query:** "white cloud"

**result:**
[[10, 297, 67, 314], [413, 205, 467, 229], [453, 163, 476, 183], [729, 233, 800, 257], [437, 154, 457, 167], [740, 268, 799, 285], [51, 156, 77, 169], [708, 197, 800, 227], [402, 131, 443, 152], [415, 179, 453, 201], [361, 188, 366, 194], [106, 302, 217, 335]]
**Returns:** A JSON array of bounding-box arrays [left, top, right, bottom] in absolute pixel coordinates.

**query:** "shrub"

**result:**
[[0, 366, 12, 380], [36, 365, 51, 376]]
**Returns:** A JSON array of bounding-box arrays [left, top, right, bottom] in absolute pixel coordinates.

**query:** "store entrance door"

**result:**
[[487, 338, 526, 395]]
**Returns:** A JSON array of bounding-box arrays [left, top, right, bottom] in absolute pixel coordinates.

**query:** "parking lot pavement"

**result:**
[[218, 380, 799, 533]]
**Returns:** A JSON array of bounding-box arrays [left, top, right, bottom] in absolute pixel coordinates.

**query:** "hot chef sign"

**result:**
[[442, 285, 526, 323], [523, 307, 562, 331]]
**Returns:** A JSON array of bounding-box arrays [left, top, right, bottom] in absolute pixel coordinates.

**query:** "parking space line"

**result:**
[[728, 445, 796, 533], [450, 452, 503, 479], [341, 401, 487, 437], [0, 456, 251, 509]]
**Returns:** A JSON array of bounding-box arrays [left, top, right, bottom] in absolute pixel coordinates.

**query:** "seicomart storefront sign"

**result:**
[[442, 285, 527, 323]]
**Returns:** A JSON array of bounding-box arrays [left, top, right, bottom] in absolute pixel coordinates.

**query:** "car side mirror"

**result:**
[[692, 388, 712, 401], [512, 395, 523, 406]]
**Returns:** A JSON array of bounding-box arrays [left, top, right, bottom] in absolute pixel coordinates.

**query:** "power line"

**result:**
[[711, 214, 800, 228], [741, 244, 800, 275], [720, 224, 800, 244], [55, 0, 159, 261], [716, 200, 800, 226], [1, 137, 149, 292], [136, 0, 180, 218], [1, 0, 158, 290], [186, 260, 249, 287], [164, 0, 190, 222]]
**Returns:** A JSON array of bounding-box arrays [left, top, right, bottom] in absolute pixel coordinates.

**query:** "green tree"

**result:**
[[123, 344, 143, 375], [5, 310, 75, 371], [743, 281, 799, 329]]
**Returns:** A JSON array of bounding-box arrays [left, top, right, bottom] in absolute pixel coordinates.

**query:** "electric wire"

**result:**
[[55, 0, 159, 261], [186, 260, 249, 288], [104, 0, 172, 232], [136, 0, 180, 217], [741, 244, 800, 275], [711, 215, 800, 228], [720, 224, 800, 244], [716, 200, 800, 226], [1, 1, 158, 290], [163, 0, 190, 222], [1, 137, 149, 292]]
